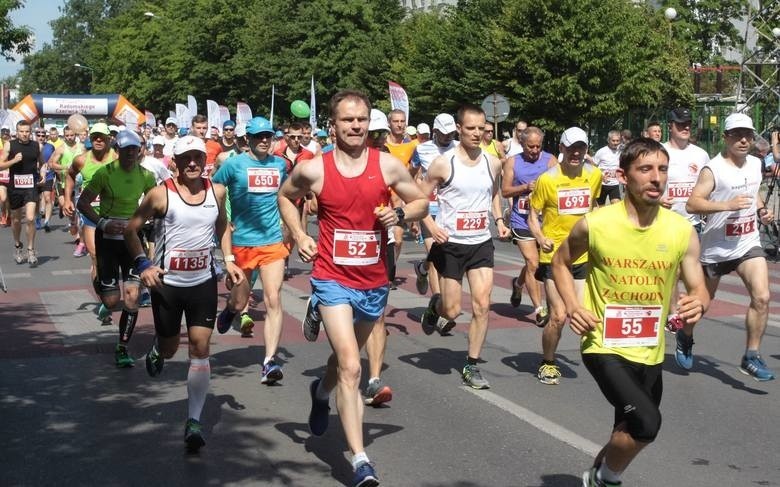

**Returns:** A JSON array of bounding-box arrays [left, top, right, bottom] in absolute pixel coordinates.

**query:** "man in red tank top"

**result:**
[[278, 90, 428, 487]]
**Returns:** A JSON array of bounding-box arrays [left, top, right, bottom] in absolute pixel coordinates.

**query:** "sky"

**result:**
[[2, 0, 66, 79]]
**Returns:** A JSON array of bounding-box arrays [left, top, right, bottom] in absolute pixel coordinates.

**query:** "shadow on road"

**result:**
[[663, 353, 769, 395]]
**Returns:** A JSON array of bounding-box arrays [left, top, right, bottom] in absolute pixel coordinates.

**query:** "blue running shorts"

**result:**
[[310, 278, 389, 323]]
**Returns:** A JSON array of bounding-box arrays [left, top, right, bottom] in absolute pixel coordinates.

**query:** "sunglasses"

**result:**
[[287, 135, 303, 140], [223, 128, 234, 131]]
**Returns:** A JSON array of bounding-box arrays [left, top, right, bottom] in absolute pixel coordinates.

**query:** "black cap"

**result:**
[[668, 108, 692, 123]]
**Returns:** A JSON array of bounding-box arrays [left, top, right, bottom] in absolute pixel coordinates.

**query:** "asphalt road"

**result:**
[[1, 217, 778, 487]]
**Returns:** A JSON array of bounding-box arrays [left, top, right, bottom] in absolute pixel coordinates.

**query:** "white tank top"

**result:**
[[436, 147, 494, 245], [155, 178, 219, 287], [699, 154, 762, 263], [663, 142, 709, 226]]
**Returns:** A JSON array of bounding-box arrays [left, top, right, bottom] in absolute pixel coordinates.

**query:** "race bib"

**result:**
[[332, 229, 381, 266], [247, 167, 281, 193], [602, 304, 662, 348], [168, 247, 210, 272], [725, 215, 757, 240], [667, 181, 694, 202], [515, 197, 530, 215], [0, 169, 9, 184], [13, 173, 34, 189], [602, 169, 618, 184], [557, 188, 590, 215], [456, 210, 489, 234]]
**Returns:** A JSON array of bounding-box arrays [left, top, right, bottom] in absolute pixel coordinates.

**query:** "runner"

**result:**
[[419, 104, 510, 389], [528, 127, 602, 385], [552, 137, 709, 487], [124, 134, 241, 452], [501, 126, 556, 326], [47, 126, 85, 238], [503, 119, 528, 158], [0, 120, 44, 266], [685, 113, 775, 381], [279, 90, 427, 487], [211, 116, 291, 384], [76, 130, 156, 367], [593, 130, 622, 205]]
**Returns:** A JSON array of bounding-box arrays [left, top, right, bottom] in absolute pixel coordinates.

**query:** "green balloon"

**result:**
[[290, 100, 310, 118]]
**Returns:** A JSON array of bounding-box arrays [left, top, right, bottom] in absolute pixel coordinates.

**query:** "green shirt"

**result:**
[[86, 160, 156, 219]]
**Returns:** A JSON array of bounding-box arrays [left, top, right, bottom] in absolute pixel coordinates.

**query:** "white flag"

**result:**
[[235, 102, 252, 137], [187, 95, 198, 119], [309, 76, 317, 129], [206, 100, 220, 135]]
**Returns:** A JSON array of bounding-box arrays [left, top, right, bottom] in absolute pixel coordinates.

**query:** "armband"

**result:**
[[134, 256, 152, 274]]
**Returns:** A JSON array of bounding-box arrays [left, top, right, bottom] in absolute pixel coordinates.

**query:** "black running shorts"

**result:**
[[150, 277, 217, 338]]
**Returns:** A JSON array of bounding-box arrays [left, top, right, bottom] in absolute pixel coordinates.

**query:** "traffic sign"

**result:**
[[481, 93, 510, 123]]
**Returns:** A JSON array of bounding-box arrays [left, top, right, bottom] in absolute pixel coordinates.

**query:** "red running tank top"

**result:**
[[312, 148, 391, 289]]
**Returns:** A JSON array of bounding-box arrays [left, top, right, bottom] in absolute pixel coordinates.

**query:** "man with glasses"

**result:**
[[274, 122, 315, 171], [0, 120, 44, 266], [219, 120, 240, 153], [63, 123, 119, 322], [503, 119, 528, 158], [480, 121, 506, 161], [211, 116, 291, 385], [685, 113, 775, 381], [77, 130, 156, 368]]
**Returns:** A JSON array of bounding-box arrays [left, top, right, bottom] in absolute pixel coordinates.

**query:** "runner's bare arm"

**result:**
[[279, 157, 322, 261], [213, 183, 243, 285], [686, 167, 750, 214], [676, 230, 709, 325], [552, 218, 599, 335], [379, 152, 428, 225], [124, 186, 167, 288]]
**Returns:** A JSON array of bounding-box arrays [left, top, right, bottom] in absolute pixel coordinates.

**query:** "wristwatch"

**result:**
[[224, 255, 236, 262], [394, 207, 405, 225]]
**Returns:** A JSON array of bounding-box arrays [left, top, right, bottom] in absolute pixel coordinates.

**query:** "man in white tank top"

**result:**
[[419, 104, 510, 390], [686, 113, 775, 381]]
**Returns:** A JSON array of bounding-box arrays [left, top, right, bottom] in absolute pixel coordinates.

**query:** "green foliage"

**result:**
[[1, 0, 33, 61]]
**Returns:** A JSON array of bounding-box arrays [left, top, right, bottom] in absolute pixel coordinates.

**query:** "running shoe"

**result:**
[[308, 378, 330, 436], [510, 277, 523, 307], [538, 362, 561, 385], [139, 290, 152, 308], [535, 307, 550, 328], [115, 344, 134, 368], [352, 461, 379, 487], [435, 317, 456, 335], [260, 360, 283, 385], [14, 243, 25, 264], [35, 216, 42, 230], [216, 308, 235, 334], [73, 242, 88, 257], [27, 249, 38, 267], [302, 297, 322, 342], [413, 260, 429, 295], [98, 304, 112, 325], [145, 342, 164, 377], [739, 354, 776, 381], [462, 364, 490, 389], [184, 418, 205, 452], [239, 312, 254, 337], [665, 313, 684, 334], [420, 294, 440, 335], [43, 222, 51, 233], [364, 378, 393, 406], [582, 466, 622, 486], [674, 331, 694, 370]]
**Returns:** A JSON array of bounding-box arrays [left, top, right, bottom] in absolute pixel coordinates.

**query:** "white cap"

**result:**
[[417, 123, 430, 135], [108, 124, 119, 133], [433, 113, 456, 134], [165, 117, 178, 126], [560, 127, 589, 147], [173, 135, 206, 155], [151, 135, 166, 146], [369, 109, 390, 132], [406, 125, 417, 136], [724, 113, 755, 131]]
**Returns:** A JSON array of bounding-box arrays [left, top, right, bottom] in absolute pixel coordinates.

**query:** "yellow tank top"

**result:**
[[529, 164, 602, 264], [480, 140, 500, 158], [581, 202, 692, 365]]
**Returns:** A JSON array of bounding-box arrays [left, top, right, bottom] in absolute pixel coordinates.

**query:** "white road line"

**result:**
[[51, 269, 91, 275], [462, 387, 601, 457]]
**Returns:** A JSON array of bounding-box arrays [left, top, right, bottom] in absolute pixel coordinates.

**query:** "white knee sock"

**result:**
[[187, 358, 211, 420]]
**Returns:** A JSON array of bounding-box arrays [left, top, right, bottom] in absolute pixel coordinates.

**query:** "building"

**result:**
[[400, 0, 457, 11]]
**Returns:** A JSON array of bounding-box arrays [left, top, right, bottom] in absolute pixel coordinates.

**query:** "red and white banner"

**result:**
[[388, 81, 409, 121]]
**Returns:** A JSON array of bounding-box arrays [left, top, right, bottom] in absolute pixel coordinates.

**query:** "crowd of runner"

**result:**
[[1, 90, 778, 487]]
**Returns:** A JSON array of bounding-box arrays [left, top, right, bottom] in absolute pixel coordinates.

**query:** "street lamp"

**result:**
[[664, 7, 677, 39], [144, 11, 155, 18], [73, 63, 95, 86]]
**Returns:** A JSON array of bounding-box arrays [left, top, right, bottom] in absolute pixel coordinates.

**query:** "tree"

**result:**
[[1, 0, 33, 61]]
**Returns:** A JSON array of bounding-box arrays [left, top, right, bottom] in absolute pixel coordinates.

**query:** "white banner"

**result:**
[[145, 110, 155, 128], [219, 105, 230, 127], [270, 85, 275, 125], [235, 102, 252, 137], [187, 95, 198, 118], [206, 100, 220, 135], [175, 103, 190, 129], [309, 76, 317, 129], [388, 81, 409, 122], [41, 97, 108, 116]]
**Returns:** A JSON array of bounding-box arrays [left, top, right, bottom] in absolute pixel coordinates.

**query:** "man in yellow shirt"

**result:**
[[552, 137, 708, 487], [528, 127, 602, 385]]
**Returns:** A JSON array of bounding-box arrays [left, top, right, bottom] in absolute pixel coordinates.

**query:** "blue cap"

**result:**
[[275, 130, 284, 138], [116, 129, 142, 149], [246, 116, 274, 135], [316, 129, 327, 138], [223, 119, 236, 129]]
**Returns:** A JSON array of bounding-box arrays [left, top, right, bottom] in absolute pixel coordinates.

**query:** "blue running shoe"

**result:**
[[216, 308, 235, 334], [139, 290, 152, 308], [740, 354, 776, 381], [260, 360, 283, 384], [674, 331, 694, 370], [308, 379, 330, 436], [352, 461, 379, 487]]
